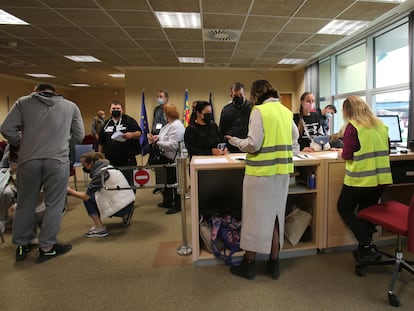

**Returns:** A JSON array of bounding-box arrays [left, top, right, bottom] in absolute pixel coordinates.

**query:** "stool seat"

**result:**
[[357, 196, 414, 307]]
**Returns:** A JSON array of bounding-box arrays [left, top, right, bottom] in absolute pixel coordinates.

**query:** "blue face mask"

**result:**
[[325, 112, 333, 119], [157, 98, 164, 105]]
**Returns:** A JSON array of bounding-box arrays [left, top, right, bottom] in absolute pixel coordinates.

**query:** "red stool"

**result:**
[[358, 196, 414, 307]]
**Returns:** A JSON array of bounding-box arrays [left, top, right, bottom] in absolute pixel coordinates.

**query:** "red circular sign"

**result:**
[[134, 169, 150, 185]]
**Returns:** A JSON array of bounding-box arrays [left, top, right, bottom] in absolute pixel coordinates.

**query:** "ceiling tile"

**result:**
[[244, 16, 289, 32], [250, 0, 304, 16], [239, 31, 276, 42], [164, 29, 202, 40], [203, 14, 245, 29], [108, 11, 159, 27], [202, 0, 251, 14], [57, 9, 116, 26], [295, 0, 354, 19], [338, 2, 399, 21], [283, 18, 329, 33], [97, 0, 150, 10], [125, 27, 165, 40], [5, 8, 73, 26]]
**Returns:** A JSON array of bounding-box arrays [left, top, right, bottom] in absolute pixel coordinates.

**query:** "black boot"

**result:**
[[166, 189, 181, 214], [230, 256, 256, 280], [266, 257, 279, 280], [158, 187, 172, 209]]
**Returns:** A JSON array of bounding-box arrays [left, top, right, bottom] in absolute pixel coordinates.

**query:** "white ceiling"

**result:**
[[0, 0, 412, 90]]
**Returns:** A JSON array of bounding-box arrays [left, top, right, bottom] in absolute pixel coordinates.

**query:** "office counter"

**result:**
[[190, 152, 414, 265]]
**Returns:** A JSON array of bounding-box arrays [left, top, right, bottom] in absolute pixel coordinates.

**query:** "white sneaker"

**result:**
[[84, 226, 108, 238], [0, 221, 5, 234]]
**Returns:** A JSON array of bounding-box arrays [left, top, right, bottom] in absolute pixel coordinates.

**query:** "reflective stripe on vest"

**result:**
[[245, 101, 293, 176], [344, 121, 392, 187]]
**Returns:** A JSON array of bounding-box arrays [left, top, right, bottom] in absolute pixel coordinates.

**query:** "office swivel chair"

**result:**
[[356, 196, 414, 307]]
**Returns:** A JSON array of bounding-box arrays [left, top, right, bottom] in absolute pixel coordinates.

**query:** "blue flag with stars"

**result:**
[[140, 90, 150, 156]]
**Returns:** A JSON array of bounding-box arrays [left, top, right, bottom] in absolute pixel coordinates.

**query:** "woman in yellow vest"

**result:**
[[225, 80, 298, 280], [337, 96, 392, 262]]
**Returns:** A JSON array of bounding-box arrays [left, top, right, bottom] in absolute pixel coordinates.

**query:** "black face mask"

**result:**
[[202, 113, 213, 124], [82, 167, 91, 174], [233, 96, 244, 107], [111, 110, 121, 118]]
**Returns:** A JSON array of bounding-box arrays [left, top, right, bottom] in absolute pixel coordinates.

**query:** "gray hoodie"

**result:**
[[1, 91, 85, 165]]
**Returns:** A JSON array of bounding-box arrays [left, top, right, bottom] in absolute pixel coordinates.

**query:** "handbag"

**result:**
[[302, 119, 331, 151], [95, 167, 136, 219], [147, 144, 164, 165]]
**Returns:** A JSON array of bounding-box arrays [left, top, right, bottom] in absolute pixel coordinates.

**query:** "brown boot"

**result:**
[[266, 257, 279, 280], [230, 256, 256, 280]]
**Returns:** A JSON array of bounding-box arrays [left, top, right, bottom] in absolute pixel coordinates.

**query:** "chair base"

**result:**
[[355, 249, 414, 307]]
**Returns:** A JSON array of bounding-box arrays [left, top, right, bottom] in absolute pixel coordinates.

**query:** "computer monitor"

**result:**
[[377, 115, 402, 146]]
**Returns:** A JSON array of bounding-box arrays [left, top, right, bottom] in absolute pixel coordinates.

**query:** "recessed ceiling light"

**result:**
[[155, 12, 201, 29], [318, 20, 369, 36], [0, 9, 28, 25], [25, 73, 55, 78], [64, 55, 101, 62], [109, 73, 125, 78], [278, 58, 306, 65], [70, 83, 90, 87], [178, 57, 204, 63]]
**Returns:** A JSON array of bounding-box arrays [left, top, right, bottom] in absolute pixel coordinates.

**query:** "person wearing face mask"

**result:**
[[67, 151, 135, 237], [91, 110, 106, 151], [293, 92, 325, 152], [151, 91, 169, 194], [317, 104, 337, 135], [219, 82, 252, 153], [184, 101, 226, 158], [98, 100, 142, 206]]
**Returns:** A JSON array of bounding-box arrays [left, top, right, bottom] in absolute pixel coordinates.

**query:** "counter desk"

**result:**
[[189, 151, 414, 265]]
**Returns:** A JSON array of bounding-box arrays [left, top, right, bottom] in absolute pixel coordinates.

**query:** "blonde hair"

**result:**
[[164, 103, 179, 120], [342, 96, 381, 128]]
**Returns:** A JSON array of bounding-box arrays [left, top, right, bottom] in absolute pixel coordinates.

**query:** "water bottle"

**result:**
[[308, 173, 316, 189]]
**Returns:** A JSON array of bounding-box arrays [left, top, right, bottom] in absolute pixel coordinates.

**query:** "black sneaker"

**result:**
[[15, 244, 33, 262], [152, 187, 162, 194], [36, 244, 72, 263], [122, 207, 134, 227], [356, 244, 382, 263]]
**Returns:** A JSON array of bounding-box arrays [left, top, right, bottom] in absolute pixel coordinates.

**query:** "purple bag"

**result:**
[[211, 214, 241, 265]]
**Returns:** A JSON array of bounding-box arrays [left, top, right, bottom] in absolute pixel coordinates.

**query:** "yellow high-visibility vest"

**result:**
[[245, 101, 293, 176], [344, 120, 392, 187]]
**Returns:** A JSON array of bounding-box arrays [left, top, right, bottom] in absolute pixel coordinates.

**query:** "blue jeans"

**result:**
[[83, 194, 133, 218]]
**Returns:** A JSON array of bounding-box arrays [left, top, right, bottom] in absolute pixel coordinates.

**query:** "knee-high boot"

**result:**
[[166, 188, 181, 214]]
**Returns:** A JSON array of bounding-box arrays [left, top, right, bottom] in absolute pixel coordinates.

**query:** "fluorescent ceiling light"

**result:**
[[0, 9, 28, 25], [278, 58, 305, 65], [109, 73, 125, 78], [26, 73, 55, 78], [70, 83, 90, 87], [64, 55, 101, 62], [178, 57, 204, 63], [155, 11, 201, 29], [318, 20, 369, 36]]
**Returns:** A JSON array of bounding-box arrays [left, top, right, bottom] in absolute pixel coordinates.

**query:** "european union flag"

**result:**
[[140, 90, 150, 156]]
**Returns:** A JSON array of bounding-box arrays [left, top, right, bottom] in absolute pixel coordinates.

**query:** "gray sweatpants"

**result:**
[[13, 159, 69, 248]]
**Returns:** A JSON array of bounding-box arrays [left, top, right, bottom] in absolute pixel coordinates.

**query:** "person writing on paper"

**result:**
[[184, 100, 227, 157], [293, 92, 325, 152], [225, 80, 297, 280], [337, 96, 392, 263], [98, 100, 141, 187], [67, 151, 135, 237]]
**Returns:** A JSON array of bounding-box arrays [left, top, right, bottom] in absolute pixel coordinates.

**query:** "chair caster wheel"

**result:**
[[355, 265, 365, 277], [388, 293, 400, 307]]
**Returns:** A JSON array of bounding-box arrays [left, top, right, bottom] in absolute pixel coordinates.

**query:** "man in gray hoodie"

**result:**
[[1, 84, 85, 263]]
